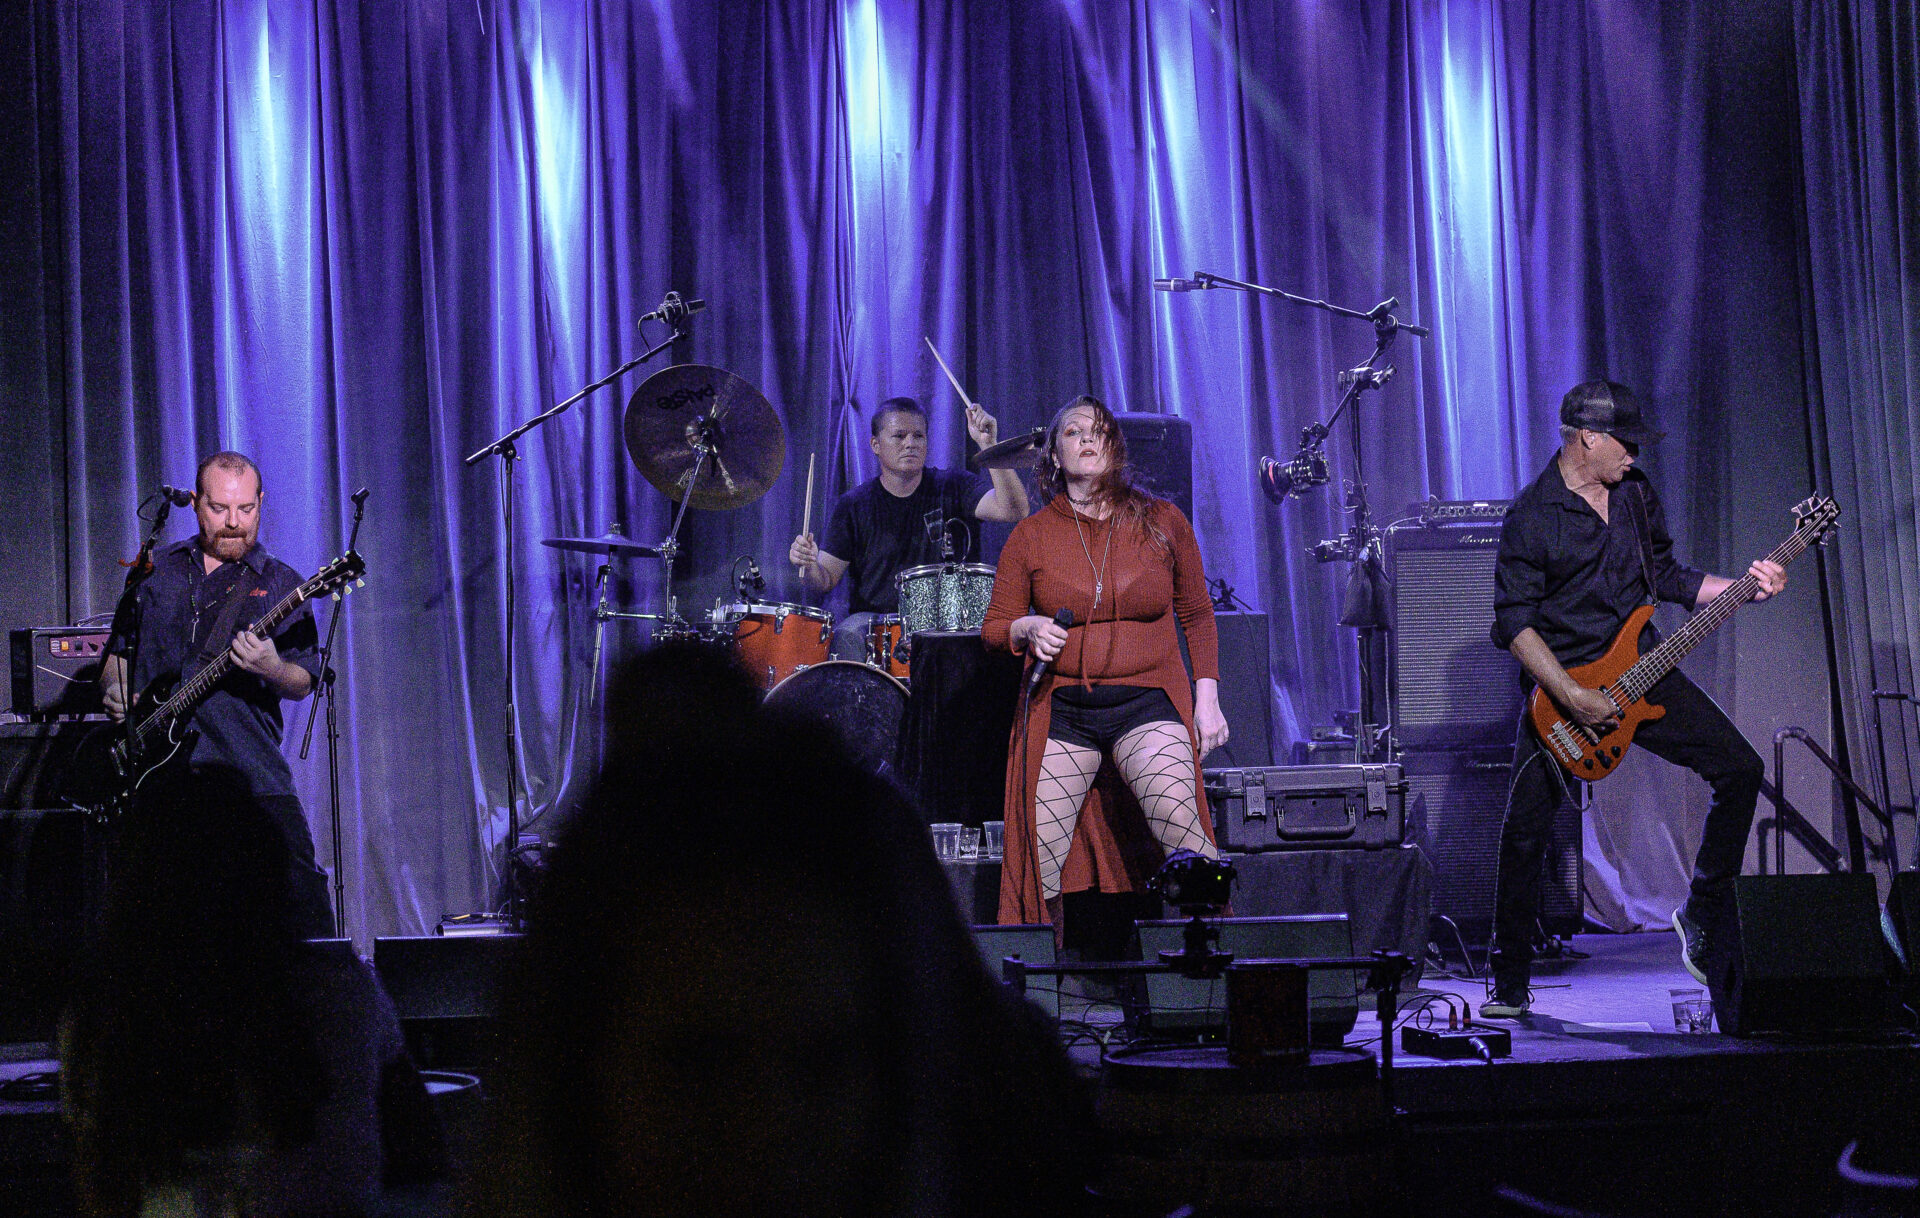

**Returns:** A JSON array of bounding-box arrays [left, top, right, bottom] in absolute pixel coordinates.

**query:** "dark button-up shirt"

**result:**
[[1491, 458, 1705, 668], [107, 539, 321, 798]]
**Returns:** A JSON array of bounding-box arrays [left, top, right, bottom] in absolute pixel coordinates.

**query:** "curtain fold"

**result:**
[[9, 0, 1911, 939]]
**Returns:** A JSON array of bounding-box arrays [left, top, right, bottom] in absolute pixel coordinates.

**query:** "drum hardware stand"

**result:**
[[299, 486, 369, 939], [1167, 270, 1430, 763], [463, 322, 686, 927]]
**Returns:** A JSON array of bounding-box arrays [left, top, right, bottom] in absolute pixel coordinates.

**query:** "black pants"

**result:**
[[1490, 669, 1763, 987], [260, 793, 337, 940]]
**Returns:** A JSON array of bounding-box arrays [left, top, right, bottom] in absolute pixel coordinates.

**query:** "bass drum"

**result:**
[[762, 660, 908, 777]]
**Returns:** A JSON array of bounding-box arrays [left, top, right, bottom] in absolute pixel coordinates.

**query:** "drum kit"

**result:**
[[542, 362, 1043, 770]]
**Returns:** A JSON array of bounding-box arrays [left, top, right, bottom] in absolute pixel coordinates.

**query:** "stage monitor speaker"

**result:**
[[970, 923, 1058, 1018], [1134, 913, 1359, 1045], [1716, 874, 1893, 1037], [1402, 746, 1581, 947], [1114, 413, 1192, 524], [1386, 515, 1523, 751], [373, 934, 523, 1022], [0, 719, 102, 809]]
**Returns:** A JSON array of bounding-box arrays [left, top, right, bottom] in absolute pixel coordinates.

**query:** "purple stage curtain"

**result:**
[[1, 1, 1911, 940]]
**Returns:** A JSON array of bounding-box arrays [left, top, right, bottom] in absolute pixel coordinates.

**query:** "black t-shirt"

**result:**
[[822, 466, 993, 613]]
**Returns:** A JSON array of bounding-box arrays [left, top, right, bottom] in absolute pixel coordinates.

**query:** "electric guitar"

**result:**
[[1529, 496, 1839, 780], [92, 551, 366, 820]]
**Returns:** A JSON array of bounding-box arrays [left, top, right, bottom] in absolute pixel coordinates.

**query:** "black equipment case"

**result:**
[[1202, 763, 1407, 852]]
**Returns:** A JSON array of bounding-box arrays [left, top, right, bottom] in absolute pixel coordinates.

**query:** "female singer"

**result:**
[[981, 396, 1227, 936]]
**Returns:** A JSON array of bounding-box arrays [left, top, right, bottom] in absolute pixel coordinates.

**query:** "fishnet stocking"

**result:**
[[1114, 721, 1217, 860], [1033, 739, 1102, 900]]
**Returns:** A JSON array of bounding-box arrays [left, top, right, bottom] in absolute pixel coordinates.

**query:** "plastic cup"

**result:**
[[929, 823, 962, 862], [1669, 987, 1709, 1033], [982, 820, 1005, 860], [958, 826, 982, 860]]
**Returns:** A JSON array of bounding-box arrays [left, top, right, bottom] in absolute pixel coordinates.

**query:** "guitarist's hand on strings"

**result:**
[[231, 629, 313, 700], [1560, 686, 1622, 735]]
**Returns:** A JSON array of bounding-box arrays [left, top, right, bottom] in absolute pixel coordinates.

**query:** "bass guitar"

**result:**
[[94, 551, 366, 819], [1529, 495, 1839, 780]]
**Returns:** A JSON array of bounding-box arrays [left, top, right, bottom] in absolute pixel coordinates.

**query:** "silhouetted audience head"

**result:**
[[63, 766, 327, 1216], [471, 643, 1095, 1217]]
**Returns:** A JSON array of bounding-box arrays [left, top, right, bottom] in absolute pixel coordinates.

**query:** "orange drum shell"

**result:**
[[726, 603, 832, 690], [867, 615, 911, 679]]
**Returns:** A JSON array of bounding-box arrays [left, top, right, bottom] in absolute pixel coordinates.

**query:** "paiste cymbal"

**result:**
[[623, 364, 786, 510]]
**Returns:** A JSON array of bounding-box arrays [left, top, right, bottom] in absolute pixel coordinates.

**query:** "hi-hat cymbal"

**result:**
[[624, 364, 786, 510], [541, 533, 662, 559], [970, 427, 1048, 471]]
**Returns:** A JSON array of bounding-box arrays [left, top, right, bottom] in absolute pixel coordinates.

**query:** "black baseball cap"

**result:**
[[1559, 380, 1664, 446]]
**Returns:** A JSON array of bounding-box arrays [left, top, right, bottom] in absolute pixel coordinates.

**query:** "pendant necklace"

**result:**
[[1072, 500, 1115, 611]]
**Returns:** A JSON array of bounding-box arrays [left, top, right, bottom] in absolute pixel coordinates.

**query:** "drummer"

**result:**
[[790, 397, 1030, 651]]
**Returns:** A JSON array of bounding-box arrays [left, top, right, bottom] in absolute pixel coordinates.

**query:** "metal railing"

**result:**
[[1762, 727, 1898, 885]]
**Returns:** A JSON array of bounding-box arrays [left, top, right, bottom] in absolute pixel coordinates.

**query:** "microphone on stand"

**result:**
[[639, 291, 708, 325], [1153, 277, 1207, 293], [161, 485, 194, 508], [351, 487, 371, 509], [1026, 608, 1077, 698]]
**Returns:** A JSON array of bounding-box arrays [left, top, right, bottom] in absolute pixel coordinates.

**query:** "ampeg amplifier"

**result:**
[[11, 627, 111, 718], [1402, 745, 1581, 946], [1385, 511, 1522, 751]]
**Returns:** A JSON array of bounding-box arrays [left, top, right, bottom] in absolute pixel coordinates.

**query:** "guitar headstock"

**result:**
[[1791, 495, 1842, 545], [302, 550, 368, 603]]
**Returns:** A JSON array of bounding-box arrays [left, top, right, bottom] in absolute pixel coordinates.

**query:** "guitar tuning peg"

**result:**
[[354, 578, 365, 589], [331, 591, 341, 601]]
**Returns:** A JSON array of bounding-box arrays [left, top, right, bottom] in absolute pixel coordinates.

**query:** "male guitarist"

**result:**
[[100, 451, 332, 936], [1482, 381, 1788, 1018]]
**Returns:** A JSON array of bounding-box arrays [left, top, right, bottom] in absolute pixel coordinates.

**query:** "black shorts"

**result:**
[[1047, 684, 1182, 752]]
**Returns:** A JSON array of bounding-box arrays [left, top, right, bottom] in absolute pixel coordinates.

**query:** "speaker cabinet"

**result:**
[[1386, 518, 1523, 751], [1114, 413, 1193, 524], [373, 934, 524, 1070], [1402, 746, 1581, 947], [0, 807, 89, 1042], [970, 923, 1058, 1018], [1715, 874, 1892, 1037], [1186, 611, 1273, 768]]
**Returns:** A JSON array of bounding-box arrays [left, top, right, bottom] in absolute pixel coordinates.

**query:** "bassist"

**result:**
[[100, 452, 332, 937], [1483, 381, 1787, 1017]]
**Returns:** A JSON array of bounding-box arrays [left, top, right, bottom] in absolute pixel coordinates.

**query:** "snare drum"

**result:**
[[895, 563, 997, 635], [763, 660, 909, 775], [721, 602, 832, 690]]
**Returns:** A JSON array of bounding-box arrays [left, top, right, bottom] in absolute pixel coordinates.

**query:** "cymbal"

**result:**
[[541, 533, 662, 559], [624, 364, 786, 510], [970, 427, 1048, 471]]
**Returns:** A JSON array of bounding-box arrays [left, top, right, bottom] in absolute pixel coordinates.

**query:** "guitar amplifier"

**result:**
[[1385, 513, 1523, 751], [1202, 763, 1406, 851], [10, 627, 111, 718]]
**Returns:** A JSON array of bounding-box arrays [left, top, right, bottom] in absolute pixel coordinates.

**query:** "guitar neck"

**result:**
[[1617, 526, 1814, 702], [132, 584, 308, 745]]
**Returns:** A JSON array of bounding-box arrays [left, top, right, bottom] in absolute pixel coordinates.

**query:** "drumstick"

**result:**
[[802, 452, 815, 538], [924, 336, 978, 413]]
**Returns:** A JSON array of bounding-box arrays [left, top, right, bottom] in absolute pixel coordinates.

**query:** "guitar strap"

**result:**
[[1626, 481, 1659, 608], [190, 565, 267, 676]]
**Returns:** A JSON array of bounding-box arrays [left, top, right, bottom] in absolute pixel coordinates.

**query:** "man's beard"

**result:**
[[207, 531, 251, 559]]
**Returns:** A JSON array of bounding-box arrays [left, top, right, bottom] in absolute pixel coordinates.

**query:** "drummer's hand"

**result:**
[[1016, 614, 1068, 662], [789, 532, 818, 569], [966, 403, 999, 450], [1194, 679, 1230, 756]]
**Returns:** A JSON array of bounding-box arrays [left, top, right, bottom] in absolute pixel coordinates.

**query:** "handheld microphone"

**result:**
[[1153, 277, 1206, 292], [1026, 608, 1076, 697], [161, 485, 194, 508], [639, 291, 708, 325]]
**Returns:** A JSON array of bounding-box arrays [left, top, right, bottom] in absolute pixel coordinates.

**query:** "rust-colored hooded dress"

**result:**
[[981, 495, 1220, 924]]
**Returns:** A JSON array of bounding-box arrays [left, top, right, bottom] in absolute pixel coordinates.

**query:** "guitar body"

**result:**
[[1527, 604, 1667, 780], [90, 672, 198, 821]]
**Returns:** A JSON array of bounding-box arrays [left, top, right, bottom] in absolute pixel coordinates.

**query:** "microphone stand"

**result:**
[[300, 488, 368, 939], [462, 322, 685, 927], [1183, 270, 1430, 761]]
